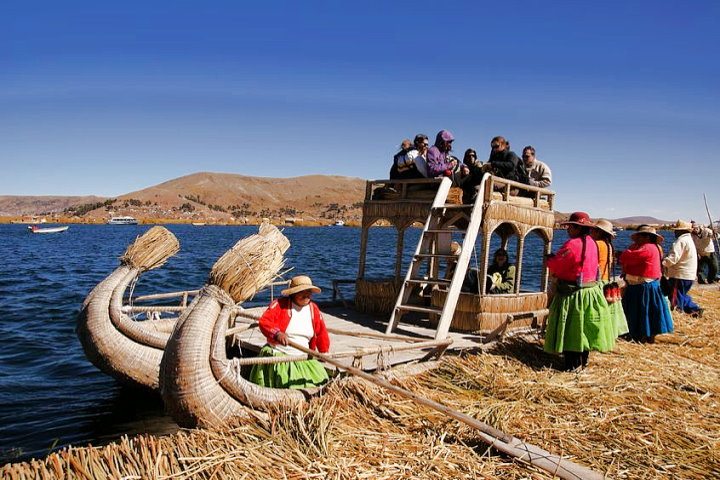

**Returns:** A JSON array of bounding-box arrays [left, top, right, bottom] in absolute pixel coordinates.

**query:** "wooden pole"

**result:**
[[229, 338, 452, 365], [703, 193, 720, 255], [286, 340, 605, 480]]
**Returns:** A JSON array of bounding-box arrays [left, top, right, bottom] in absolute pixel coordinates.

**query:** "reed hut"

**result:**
[[358, 175, 555, 337]]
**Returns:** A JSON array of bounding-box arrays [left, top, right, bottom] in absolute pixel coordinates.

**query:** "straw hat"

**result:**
[[592, 219, 616, 237], [561, 211, 594, 227], [631, 225, 664, 244], [282, 275, 321, 296], [673, 219, 693, 231]]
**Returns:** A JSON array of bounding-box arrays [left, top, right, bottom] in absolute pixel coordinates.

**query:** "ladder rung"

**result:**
[[414, 253, 457, 259], [396, 304, 443, 315], [425, 229, 466, 234], [406, 278, 450, 285], [432, 204, 472, 210]]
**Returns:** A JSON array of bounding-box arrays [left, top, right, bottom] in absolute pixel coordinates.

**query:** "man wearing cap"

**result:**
[[692, 223, 718, 284], [663, 221, 702, 316], [619, 225, 674, 342], [250, 275, 330, 389], [426, 130, 457, 178]]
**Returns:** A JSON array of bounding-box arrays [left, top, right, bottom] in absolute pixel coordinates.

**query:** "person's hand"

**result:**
[[481, 163, 493, 173], [274, 331, 289, 346]]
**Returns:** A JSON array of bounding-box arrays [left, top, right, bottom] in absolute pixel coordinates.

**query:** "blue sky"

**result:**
[[2, 0, 719, 221]]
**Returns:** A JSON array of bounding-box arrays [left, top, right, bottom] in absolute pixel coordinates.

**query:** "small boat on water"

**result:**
[[107, 216, 139, 225], [334, 219, 345, 226], [191, 222, 206, 226], [28, 225, 69, 234]]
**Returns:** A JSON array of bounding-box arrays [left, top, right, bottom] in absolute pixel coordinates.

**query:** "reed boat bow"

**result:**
[[77, 226, 180, 390]]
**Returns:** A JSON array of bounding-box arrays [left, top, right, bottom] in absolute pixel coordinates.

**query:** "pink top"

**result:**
[[547, 235, 599, 283], [619, 243, 662, 279]]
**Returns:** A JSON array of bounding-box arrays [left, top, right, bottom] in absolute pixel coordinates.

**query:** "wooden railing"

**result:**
[[483, 175, 555, 211], [364, 178, 443, 203]]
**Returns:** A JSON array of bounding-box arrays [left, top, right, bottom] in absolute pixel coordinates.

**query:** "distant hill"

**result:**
[[611, 216, 672, 226], [0, 176, 678, 227], [0, 173, 367, 225], [552, 212, 672, 227], [0, 195, 106, 216]]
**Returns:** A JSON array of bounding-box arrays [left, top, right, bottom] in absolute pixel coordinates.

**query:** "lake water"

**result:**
[[0, 223, 672, 462]]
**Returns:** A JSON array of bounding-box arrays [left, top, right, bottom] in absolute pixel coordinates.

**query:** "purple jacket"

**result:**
[[426, 130, 454, 177]]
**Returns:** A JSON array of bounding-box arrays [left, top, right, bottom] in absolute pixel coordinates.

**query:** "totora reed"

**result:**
[[8, 287, 720, 478]]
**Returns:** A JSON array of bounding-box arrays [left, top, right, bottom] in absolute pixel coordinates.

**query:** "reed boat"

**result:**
[[77, 226, 181, 390]]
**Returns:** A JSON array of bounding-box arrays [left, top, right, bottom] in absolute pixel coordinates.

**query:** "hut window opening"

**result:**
[[519, 228, 550, 293]]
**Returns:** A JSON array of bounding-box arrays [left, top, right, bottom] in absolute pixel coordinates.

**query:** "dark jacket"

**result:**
[[488, 150, 528, 184]]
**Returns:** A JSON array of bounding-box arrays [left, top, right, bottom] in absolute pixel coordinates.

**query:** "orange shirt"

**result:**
[[595, 239, 611, 281]]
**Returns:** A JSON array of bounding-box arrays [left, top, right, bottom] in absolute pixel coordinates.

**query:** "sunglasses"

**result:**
[[490, 144, 500, 149]]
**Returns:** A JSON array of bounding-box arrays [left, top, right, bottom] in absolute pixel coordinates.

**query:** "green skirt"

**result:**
[[601, 280, 629, 337], [544, 283, 615, 354], [249, 345, 329, 389]]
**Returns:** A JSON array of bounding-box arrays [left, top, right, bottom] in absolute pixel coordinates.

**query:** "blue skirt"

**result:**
[[622, 280, 674, 340]]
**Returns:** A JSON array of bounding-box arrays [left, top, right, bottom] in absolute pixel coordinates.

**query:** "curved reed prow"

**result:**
[[120, 226, 181, 271], [208, 222, 290, 302]]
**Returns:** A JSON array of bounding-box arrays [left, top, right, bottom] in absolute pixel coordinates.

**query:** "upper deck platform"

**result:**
[[362, 175, 555, 229]]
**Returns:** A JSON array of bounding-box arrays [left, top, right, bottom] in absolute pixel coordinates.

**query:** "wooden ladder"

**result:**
[[386, 176, 487, 340]]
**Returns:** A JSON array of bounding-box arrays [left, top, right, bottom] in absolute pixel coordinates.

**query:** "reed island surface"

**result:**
[[3, 284, 719, 479]]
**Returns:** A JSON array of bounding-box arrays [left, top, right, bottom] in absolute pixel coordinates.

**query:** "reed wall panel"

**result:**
[[430, 290, 548, 332], [355, 278, 401, 315]]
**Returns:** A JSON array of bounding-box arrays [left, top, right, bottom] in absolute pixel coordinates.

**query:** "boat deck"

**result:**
[[234, 305, 500, 371]]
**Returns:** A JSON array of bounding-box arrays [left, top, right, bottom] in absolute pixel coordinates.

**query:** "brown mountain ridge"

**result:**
[[1, 172, 672, 226], [1, 173, 368, 225]]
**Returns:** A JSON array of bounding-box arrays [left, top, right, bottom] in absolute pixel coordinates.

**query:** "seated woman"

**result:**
[[486, 248, 516, 294], [391, 134, 430, 180], [249, 275, 330, 389], [460, 248, 515, 294]]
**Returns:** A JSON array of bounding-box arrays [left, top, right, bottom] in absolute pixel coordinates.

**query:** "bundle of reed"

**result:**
[[355, 278, 400, 315], [120, 226, 180, 271], [484, 202, 555, 230], [446, 186, 463, 205], [208, 222, 290, 303]]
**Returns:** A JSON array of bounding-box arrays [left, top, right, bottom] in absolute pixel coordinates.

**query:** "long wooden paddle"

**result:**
[[287, 339, 605, 480]]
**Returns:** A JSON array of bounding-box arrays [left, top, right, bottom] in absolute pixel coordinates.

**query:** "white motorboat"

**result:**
[[28, 225, 69, 234], [108, 216, 139, 225]]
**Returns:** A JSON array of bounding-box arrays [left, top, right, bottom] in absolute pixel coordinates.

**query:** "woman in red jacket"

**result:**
[[619, 225, 674, 343], [250, 275, 330, 389]]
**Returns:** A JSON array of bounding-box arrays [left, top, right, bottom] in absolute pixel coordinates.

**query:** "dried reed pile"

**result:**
[[208, 222, 290, 303], [120, 226, 180, 271], [5, 288, 719, 479]]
